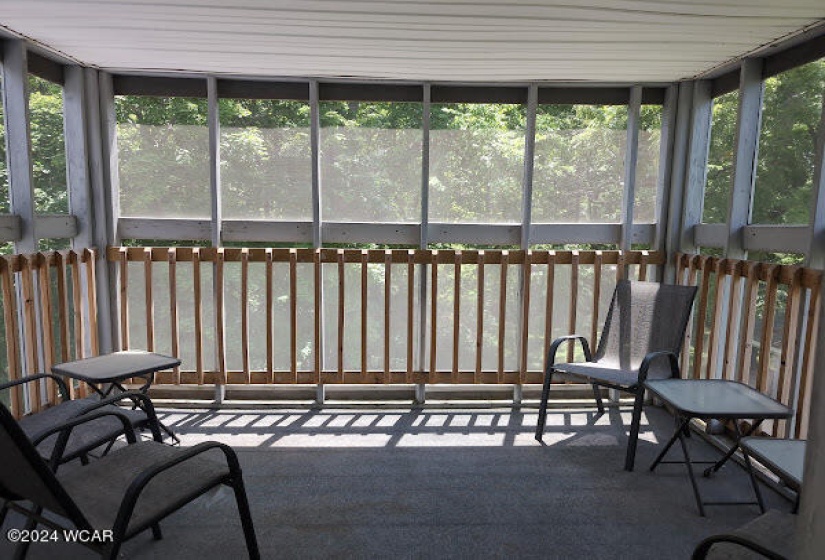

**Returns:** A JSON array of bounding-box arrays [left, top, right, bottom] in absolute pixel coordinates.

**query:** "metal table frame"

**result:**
[[52, 351, 181, 443], [645, 379, 793, 517]]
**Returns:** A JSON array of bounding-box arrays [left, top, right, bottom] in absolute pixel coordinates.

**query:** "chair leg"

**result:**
[[13, 505, 43, 560], [230, 478, 260, 560], [151, 522, 163, 540], [535, 368, 554, 441], [0, 501, 8, 528], [103, 539, 123, 560], [624, 389, 645, 472], [591, 383, 604, 414]]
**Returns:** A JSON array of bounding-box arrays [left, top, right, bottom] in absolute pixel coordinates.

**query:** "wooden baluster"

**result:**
[[265, 249, 274, 383], [430, 251, 438, 376], [314, 249, 322, 383], [289, 249, 298, 382], [83, 249, 99, 356], [406, 250, 414, 383], [55, 251, 70, 367], [705, 258, 727, 380], [338, 249, 346, 381], [143, 248, 154, 352], [692, 256, 712, 380], [591, 251, 603, 351], [757, 265, 779, 395], [36, 253, 57, 405], [520, 251, 532, 385], [215, 248, 226, 385], [118, 247, 130, 350], [71, 251, 85, 363], [21, 255, 41, 411], [722, 262, 744, 381], [452, 251, 461, 383], [796, 282, 821, 439], [1, 256, 24, 415], [168, 249, 180, 383], [775, 268, 802, 437], [476, 251, 485, 383], [638, 250, 649, 281], [543, 251, 556, 372], [385, 250, 392, 382], [193, 248, 204, 384], [360, 250, 368, 377], [737, 262, 760, 385], [567, 250, 579, 363], [498, 251, 509, 382]]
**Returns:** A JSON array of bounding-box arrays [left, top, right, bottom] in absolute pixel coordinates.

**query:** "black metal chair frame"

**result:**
[[692, 533, 790, 560], [0, 373, 164, 464], [0, 403, 260, 560]]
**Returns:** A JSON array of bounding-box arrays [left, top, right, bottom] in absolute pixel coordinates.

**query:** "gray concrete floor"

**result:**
[[2, 405, 793, 559]]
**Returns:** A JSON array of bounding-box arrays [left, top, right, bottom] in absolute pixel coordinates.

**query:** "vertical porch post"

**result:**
[[416, 83, 431, 405], [207, 76, 226, 403]]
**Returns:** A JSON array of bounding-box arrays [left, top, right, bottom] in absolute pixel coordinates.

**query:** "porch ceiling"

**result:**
[[1, 0, 824, 83]]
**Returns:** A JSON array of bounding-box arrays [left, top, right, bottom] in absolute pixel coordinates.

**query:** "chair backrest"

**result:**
[[594, 280, 697, 379], [0, 402, 89, 527]]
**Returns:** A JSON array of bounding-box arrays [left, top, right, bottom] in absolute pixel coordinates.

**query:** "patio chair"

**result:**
[[0, 373, 164, 465], [0, 401, 260, 560], [535, 280, 697, 471], [692, 509, 796, 559]]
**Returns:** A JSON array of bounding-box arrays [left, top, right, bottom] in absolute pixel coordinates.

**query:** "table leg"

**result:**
[[703, 419, 764, 477], [650, 416, 691, 472], [676, 423, 706, 517]]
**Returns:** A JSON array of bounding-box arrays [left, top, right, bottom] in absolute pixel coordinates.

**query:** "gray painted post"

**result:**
[[654, 85, 678, 277], [309, 80, 325, 405], [207, 76, 226, 404], [663, 81, 694, 283], [680, 81, 713, 255], [514, 84, 537, 405], [725, 58, 764, 260], [416, 83, 431, 405], [619, 86, 642, 254], [806, 89, 825, 270], [2, 40, 36, 253]]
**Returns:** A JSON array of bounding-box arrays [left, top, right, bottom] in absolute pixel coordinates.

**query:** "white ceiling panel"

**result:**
[[1, 0, 824, 82]]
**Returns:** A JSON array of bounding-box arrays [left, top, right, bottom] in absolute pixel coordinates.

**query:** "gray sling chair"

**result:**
[[0, 401, 260, 560], [0, 373, 164, 465], [535, 280, 697, 471]]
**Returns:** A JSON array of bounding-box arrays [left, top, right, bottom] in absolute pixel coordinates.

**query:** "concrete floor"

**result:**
[[2, 404, 793, 559]]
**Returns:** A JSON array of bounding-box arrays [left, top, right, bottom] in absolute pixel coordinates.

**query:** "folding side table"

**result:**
[[645, 379, 793, 516]]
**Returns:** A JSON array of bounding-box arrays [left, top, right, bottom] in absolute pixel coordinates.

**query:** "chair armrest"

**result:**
[[638, 351, 680, 384], [31, 409, 139, 469], [113, 442, 242, 534], [692, 534, 789, 560], [548, 335, 592, 367], [0, 373, 70, 402]]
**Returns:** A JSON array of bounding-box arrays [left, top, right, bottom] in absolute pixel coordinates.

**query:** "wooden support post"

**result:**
[[681, 81, 713, 255]]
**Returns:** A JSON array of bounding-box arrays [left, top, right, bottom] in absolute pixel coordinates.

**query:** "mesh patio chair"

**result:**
[[0, 373, 164, 465], [692, 509, 796, 559], [0, 401, 260, 560], [535, 280, 697, 471]]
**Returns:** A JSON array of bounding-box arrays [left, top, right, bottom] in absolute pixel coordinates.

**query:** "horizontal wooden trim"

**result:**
[[37, 214, 78, 239], [112, 75, 207, 97], [530, 223, 655, 245], [320, 83, 423, 102], [0, 215, 21, 242], [324, 222, 419, 244], [427, 223, 521, 245], [764, 30, 825, 80], [108, 246, 665, 266], [118, 217, 211, 240], [431, 85, 527, 104], [27, 51, 64, 85], [743, 224, 809, 253], [693, 222, 727, 247], [537, 87, 666, 105], [710, 70, 740, 98], [217, 79, 309, 100], [222, 220, 312, 243]]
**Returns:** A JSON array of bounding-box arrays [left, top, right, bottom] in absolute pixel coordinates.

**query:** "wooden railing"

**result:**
[[675, 253, 822, 439], [0, 250, 99, 417], [107, 247, 663, 386]]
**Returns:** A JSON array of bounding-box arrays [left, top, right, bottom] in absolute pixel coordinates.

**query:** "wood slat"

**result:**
[[638, 250, 649, 281], [265, 249, 274, 381], [241, 248, 250, 382], [520, 251, 532, 384], [705, 258, 726, 380], [20, 256, 41, 411], [192, 248, 204, 384], [70, 252, 86, 373], [54, 251, 70, 364], [360, 250, 368, 376], [84, 249, 99, 356], [168, 249, 180, 383], [737, 262, 760, 385], [406, 250, 414, 382], [289, 249, 298, 381], [36, 254, 57, 405], [681, 255, 701, 375], [796, 284, 820, 439], [756, 265, 779, 394], [722, 267, 744, 381], [567, 251, 579, 363], [338, 250, 345, 380], [314, 249, 322, 382], [215, 248, 226, 384], [452, 251, 461, 382], [0, 257, 24, 415], [143, 248, 154, 352], [476, 251, 485, 382], [498, 251, 508, 382], [543, 251, 556, 373], [118, 248, 130, 350], [692, 256, 712, 380], [591, 251, 602, 350], [385, 250, 392, 380], [775, 269, 802, 437], [430, 251, 438, 375]]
